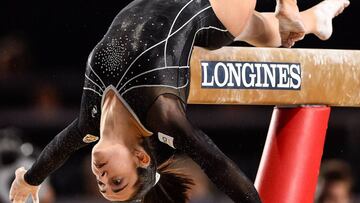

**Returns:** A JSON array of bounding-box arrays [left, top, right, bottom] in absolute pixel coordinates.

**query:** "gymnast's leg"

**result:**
[[236, 0, 350, 47], [146, 94, 261, 203]]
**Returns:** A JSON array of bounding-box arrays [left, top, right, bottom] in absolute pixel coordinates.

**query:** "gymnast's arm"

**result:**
[[146, 94, 261, 203], [24, 118, 88, 185]]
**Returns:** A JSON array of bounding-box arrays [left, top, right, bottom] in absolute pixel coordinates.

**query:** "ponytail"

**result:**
[[143, 158, 194, 203]]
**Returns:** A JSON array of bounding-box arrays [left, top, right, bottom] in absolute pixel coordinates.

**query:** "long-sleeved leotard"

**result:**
[[24, 0, 260, 202]]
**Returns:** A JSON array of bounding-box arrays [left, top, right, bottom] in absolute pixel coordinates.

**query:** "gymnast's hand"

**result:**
[[9, 167, 40, 203], [275, 0, 305, 48]]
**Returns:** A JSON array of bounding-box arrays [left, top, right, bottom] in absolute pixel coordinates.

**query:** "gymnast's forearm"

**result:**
[[175, 123, 261, 203], [146, 96, 261, 202], [24, 118, 87, 186]]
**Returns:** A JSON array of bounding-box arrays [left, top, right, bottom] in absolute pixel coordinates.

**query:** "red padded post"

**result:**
[[255, 106, 331, 203]]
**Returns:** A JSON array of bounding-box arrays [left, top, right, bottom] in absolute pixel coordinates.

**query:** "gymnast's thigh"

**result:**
[[209, 0, 256, 36]]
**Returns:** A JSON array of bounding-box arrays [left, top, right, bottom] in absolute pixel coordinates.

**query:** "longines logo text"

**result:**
[[201, 61, 301, 90]]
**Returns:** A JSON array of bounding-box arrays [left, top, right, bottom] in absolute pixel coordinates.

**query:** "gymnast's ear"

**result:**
[[135, 150, 151, 168]]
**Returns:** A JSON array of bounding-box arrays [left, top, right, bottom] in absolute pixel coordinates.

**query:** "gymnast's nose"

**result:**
[[101, 171, 107, 177], [97, 170, 108, 184]]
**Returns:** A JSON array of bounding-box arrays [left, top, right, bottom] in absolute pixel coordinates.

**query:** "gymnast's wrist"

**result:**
[[23, 171, 41, 186]]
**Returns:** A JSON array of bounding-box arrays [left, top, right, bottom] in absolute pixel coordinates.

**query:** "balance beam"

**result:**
[[188, 46, 360, 107]]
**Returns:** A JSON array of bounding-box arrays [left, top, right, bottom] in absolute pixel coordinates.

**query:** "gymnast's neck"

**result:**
[[100, 89, 143, 148]]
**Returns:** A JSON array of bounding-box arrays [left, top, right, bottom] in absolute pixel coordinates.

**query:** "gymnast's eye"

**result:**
[[112, 178, 122, 186]]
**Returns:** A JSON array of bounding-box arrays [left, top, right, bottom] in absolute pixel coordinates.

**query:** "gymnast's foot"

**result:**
[[312, 0, 350, 40], [275, 0, 305, 48]]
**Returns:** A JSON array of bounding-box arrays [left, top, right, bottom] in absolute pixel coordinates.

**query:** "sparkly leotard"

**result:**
[[23, 0, 262, 202], [81, 0, 234, 134]]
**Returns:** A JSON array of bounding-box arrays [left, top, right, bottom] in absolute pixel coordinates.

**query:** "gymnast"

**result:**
[[9, 0, 349, 202]]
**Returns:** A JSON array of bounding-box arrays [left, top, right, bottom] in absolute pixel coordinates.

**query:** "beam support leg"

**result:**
[[255, 106, 331, 203]]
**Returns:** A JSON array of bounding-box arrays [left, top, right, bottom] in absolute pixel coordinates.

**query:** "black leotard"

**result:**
[[81, 0, 233, 129], [24, 0, 260, 202]]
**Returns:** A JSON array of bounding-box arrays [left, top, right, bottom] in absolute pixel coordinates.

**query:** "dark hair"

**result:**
[[119, 137, 194, 203], [316, 159, 354, 203], [320, 159, 353, 187], [142, 158, 194, 203]]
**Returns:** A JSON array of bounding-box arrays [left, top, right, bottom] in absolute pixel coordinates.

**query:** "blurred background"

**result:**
[[1, 0, 359, 202]]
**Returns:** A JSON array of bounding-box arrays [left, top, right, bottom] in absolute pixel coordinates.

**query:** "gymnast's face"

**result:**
[[319, 181, 351, 203], [91, 142, 150, 201]]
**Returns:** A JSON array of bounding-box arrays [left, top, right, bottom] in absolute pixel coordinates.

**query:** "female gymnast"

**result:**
[[9, 0, 349, 202]]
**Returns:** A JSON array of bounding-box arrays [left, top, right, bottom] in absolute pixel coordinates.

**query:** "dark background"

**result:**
[[1, 0, 360, 201]]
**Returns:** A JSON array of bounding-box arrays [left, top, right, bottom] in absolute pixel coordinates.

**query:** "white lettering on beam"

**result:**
[[200, 61, 301, 90]]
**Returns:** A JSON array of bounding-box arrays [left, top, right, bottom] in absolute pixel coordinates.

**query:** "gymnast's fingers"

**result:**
[[13, 194, 28, 203], [10, 168, 24, 201], [15, 167, 26, 177], [19, 196, 29, 203], [9, 185, 14, 201], [9, 177, 18, 201], [31, 191, 40, 203]]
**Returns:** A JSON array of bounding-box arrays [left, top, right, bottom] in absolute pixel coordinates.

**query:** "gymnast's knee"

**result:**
[[211, 0, 257, 37]]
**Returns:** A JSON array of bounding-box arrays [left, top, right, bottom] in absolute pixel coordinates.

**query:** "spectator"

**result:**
[[315, 159, 355, 203], [0, 34, 31, 79]]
